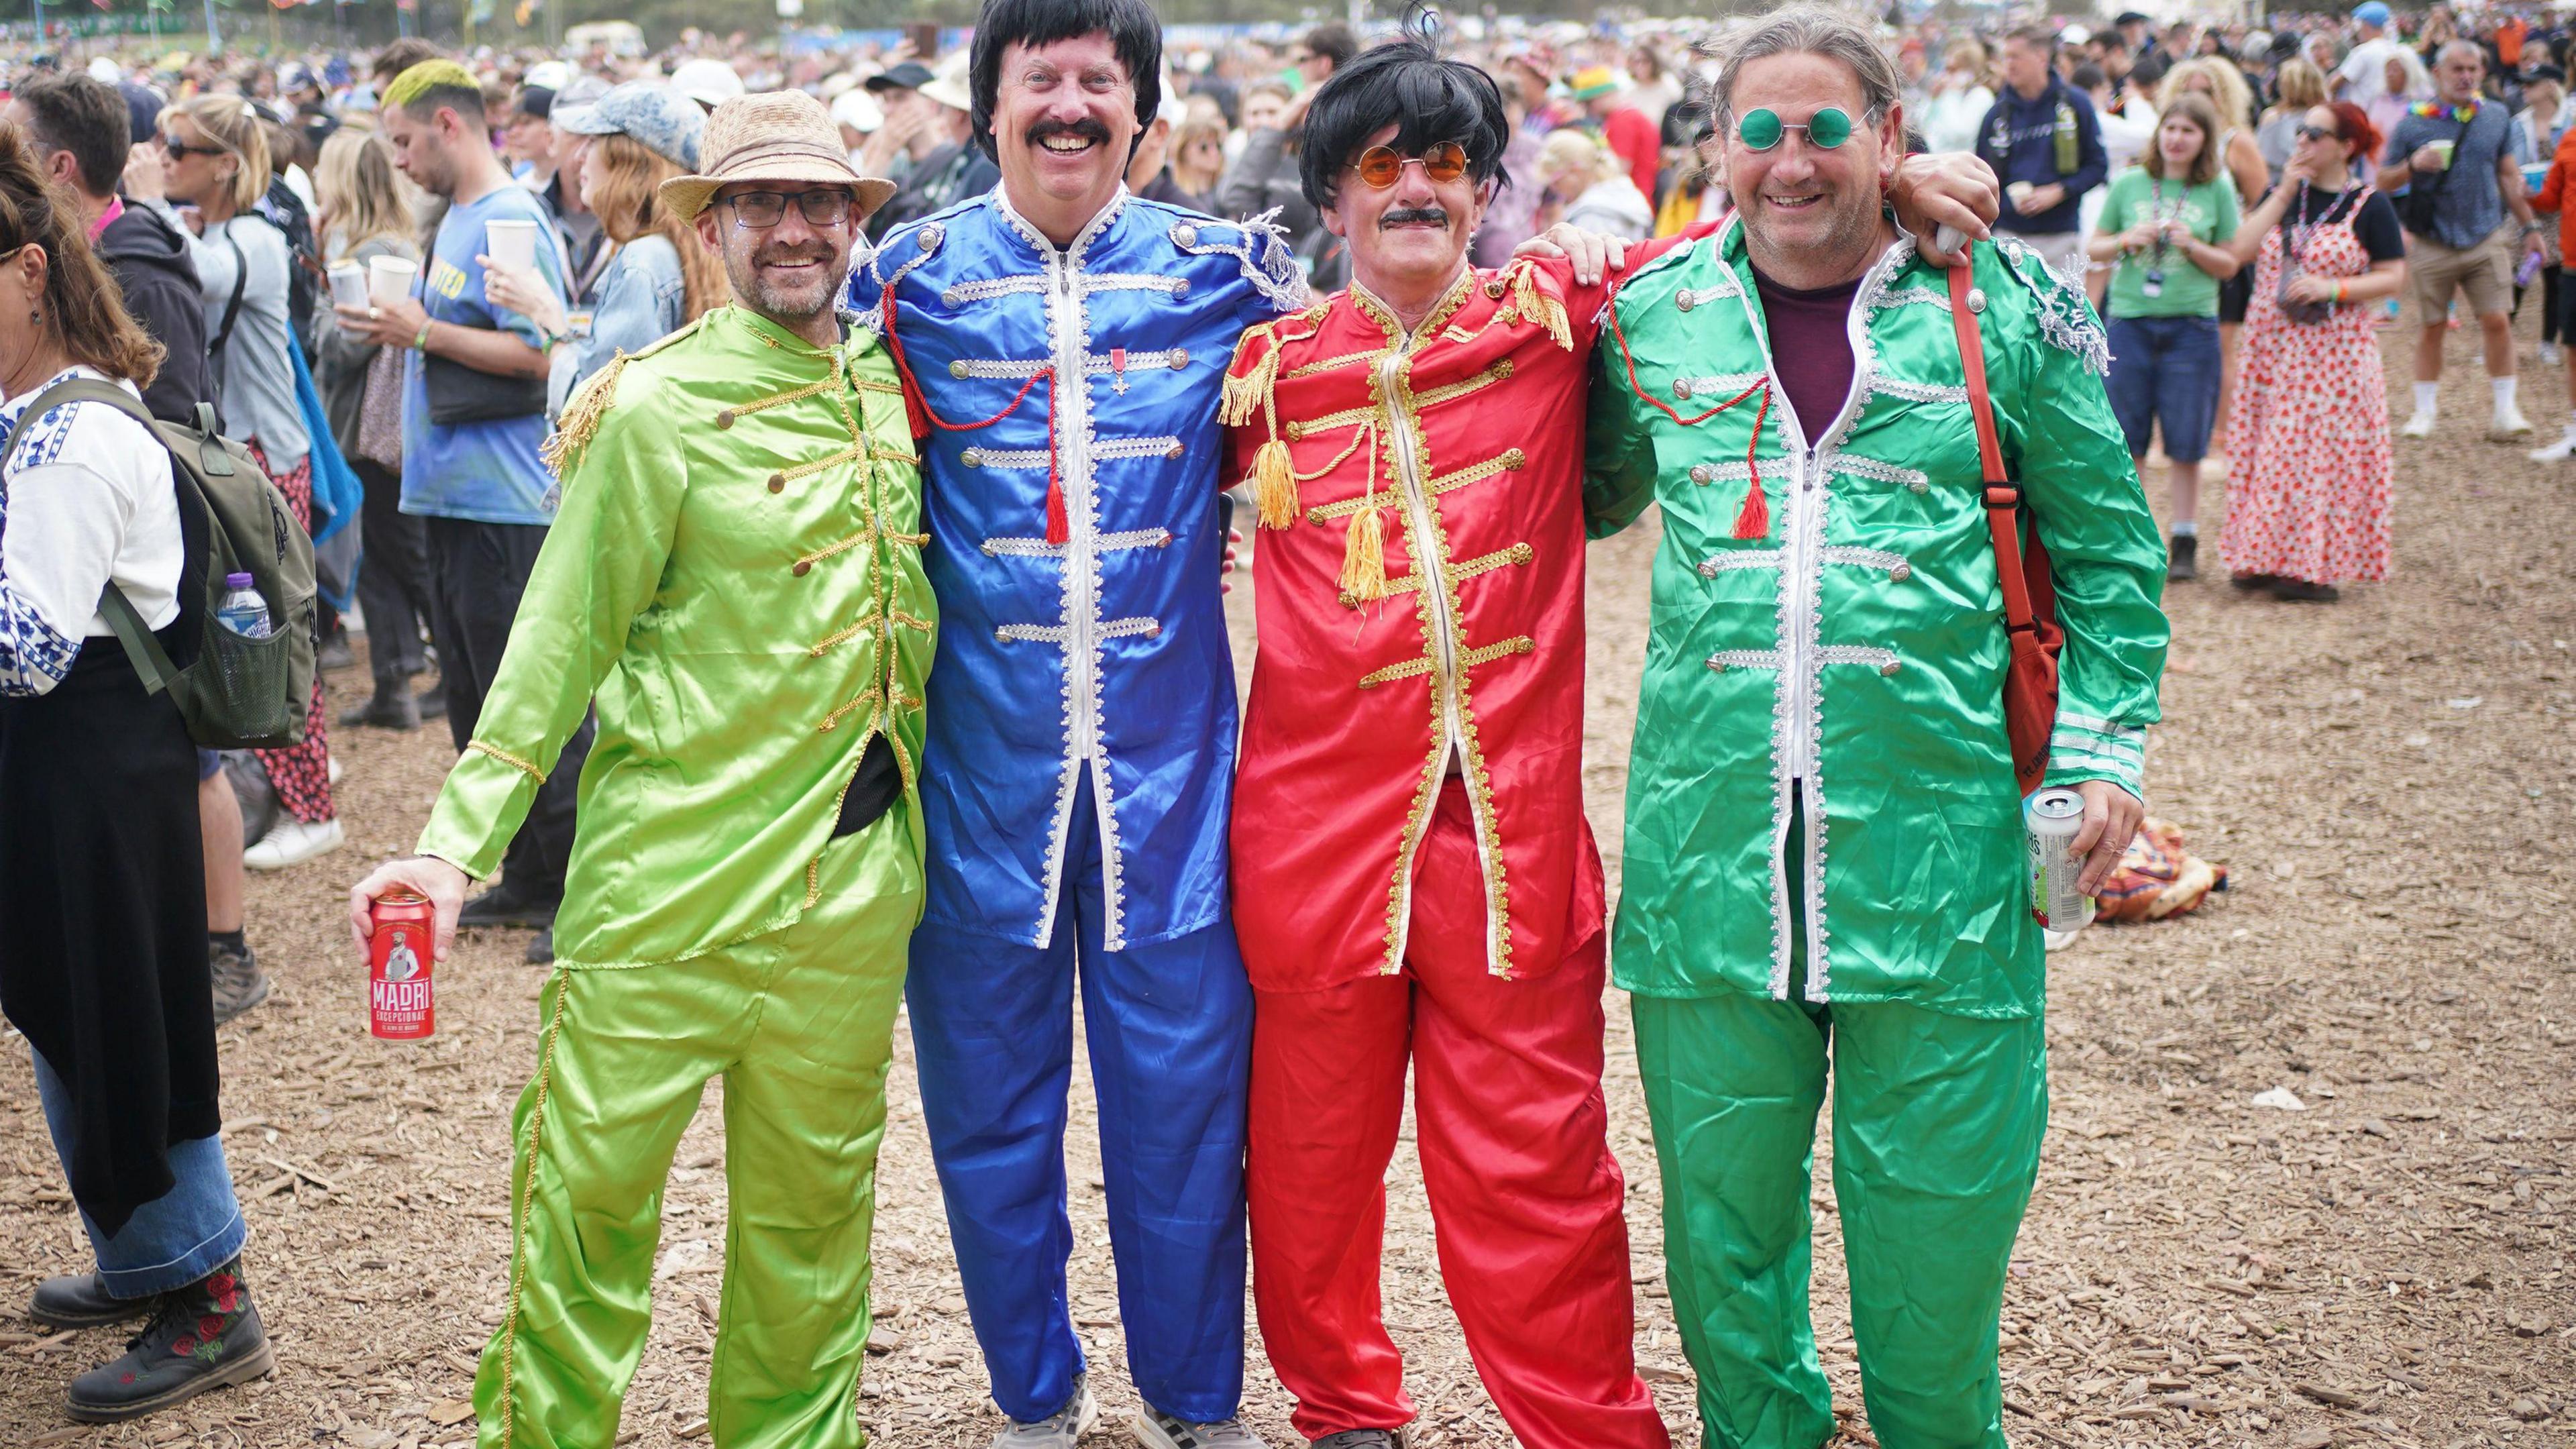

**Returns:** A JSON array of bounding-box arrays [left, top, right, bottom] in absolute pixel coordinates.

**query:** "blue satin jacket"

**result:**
[[850, 186, 1306, 951]]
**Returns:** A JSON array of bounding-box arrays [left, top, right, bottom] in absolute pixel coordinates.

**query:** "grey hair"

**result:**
[[2436, 39, 2487, 69], [1708, 6, 1904, 141]]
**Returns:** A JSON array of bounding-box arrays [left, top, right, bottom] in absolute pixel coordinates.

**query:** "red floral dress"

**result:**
[[2220, 189, 2394, 585], [247, 442, 334, 824]]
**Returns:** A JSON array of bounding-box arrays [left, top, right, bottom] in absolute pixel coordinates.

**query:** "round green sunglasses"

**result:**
[[1736, 105, 1865, 151]]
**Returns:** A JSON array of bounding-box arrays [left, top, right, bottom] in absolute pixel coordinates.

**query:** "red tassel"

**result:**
[[1732, 475, 1770, 540], [1045, 478, 1071, 547], [879, 289, 932, 441]]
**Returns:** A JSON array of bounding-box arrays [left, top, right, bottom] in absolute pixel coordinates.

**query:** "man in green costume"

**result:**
[[1583, 10, 2167, 1448], [348, 93, 928, 1449]]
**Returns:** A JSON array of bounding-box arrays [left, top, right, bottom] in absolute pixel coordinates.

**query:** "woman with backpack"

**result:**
[[155, 94, 341, 868], [0, 121, 277, 1424]]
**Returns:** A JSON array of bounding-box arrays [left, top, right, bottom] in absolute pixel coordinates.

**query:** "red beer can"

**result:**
[[368, 888, 436, 1040]]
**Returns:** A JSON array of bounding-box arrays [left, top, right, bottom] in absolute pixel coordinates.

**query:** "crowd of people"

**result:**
[[0, 0, 2543, 1444]]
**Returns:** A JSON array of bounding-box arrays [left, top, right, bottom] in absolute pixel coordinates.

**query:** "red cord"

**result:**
[[1605, 276, 1775, 534], [880, 286, 1067, 542]]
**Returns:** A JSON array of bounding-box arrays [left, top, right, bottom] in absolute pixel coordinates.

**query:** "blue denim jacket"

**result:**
[[553, 233, 688, 412]]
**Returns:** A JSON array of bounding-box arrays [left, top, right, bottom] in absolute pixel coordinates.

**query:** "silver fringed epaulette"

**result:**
[[1171, 207, 1310, 314], [1996, 237, 2110, 376]]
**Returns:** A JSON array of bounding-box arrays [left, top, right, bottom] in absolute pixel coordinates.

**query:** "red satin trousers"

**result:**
[[1246, 784, 1669, 1448]]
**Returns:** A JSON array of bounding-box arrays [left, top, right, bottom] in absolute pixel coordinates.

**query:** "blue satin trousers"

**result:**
[[906, 774, 1253, 1424]]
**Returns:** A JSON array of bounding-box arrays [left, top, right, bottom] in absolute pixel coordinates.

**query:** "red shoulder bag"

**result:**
[[1946, 254, 2063, 800]]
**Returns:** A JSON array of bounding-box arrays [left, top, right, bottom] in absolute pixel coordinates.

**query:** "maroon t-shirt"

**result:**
[[1751, 264, 1862, 438]]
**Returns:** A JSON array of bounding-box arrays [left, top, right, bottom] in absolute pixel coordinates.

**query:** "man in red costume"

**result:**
[[1220, 32, 1998, 1449]]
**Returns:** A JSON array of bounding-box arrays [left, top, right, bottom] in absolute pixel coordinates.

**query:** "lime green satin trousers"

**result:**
[[474, 812, 923, 1449]]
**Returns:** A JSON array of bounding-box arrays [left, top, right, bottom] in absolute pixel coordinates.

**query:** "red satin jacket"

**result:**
[[1221, 252, 1654, 993]]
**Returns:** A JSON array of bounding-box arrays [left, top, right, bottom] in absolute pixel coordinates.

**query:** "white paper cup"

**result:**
[[368, 254, 419, 307], [2006, 180, 2035, 207], [327, 262, 370, 310], [485, 218, 539, 273]]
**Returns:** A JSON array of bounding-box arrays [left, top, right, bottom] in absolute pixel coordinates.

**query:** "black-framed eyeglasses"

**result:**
[[721, 189, 858, 229], [163, 136, 229, 159], [2294, 123, 2337, 142]]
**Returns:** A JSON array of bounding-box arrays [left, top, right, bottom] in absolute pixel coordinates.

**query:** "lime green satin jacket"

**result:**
[[1585, 225, 2167, 1018], [417, 306, 934, 967]]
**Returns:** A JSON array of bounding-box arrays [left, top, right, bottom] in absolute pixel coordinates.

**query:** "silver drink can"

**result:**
[[2025, 787, 2096, 931]]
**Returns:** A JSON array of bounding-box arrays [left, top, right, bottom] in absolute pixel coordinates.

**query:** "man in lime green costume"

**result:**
[[350, 94, 926, 1449], [1582, 12, 2166, 1448]]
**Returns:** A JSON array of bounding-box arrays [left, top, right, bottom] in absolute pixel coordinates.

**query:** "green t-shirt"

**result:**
[[2099, 167, 2241, 319]]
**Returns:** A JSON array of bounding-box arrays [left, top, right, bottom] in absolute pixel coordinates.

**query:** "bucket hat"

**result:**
[[553, 80, 708, 172], [658, 90, 898, 222]]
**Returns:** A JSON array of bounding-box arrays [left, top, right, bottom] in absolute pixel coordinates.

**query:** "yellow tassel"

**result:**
[[1339, 504, 1388, 602], [1250, 438, 1299, 529], [1512, 263, 1573, 353], [540, 351, 629, 476], [1219, 329, 1279, 427]]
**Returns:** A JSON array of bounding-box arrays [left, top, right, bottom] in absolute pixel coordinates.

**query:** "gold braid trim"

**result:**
[[539, 351, 629, 476], [713, 376, 839, 431], [1356, 635, 1534, 690], [468, 739, 547, 785], [1219, 322, 1282, 428]]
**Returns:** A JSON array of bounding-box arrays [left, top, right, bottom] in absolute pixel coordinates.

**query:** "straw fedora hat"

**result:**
[[659, 90, 897, 223]]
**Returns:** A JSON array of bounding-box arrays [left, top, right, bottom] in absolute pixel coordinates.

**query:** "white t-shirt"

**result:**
[[2339, 36, 2407, 108], [0, 368, 181, 698]]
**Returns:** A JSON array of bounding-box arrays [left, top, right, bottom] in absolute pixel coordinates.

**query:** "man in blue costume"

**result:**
[[846, 1, 1301, 1445]]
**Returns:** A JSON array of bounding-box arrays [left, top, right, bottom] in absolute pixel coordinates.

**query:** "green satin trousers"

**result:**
[[1631, 985, 2046, 1449], [473, 813, 923, 1449]]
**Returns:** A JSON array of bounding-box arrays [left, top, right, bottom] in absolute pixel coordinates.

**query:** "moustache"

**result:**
[[1026, 116, 1113, 148], [1380, 206, 1450, 229]]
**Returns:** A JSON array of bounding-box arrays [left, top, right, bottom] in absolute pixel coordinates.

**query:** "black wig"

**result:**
[[969, 0, 1164, 164], [1296, 32, 1512, 213]]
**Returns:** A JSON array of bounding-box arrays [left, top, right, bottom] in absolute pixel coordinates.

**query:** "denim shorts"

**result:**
[[2106, 313, 2223, 462]]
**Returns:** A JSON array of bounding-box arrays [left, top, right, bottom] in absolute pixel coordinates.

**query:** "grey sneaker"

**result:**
[[1311, 1434, 1400, 1449], [1134, 1411, 1268, 1449], [209, 941, 270, 1026], [993, 1377, 1098, 1448]]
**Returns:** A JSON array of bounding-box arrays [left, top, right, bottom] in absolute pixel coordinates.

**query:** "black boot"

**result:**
[[339, 683, 421, 731], [30, 1273, 153, 1331], [66, 1260, 274, 1423], [2165, 533, 2198, 582], [416, 679, 447, 720], [458, 878, 557, 930]]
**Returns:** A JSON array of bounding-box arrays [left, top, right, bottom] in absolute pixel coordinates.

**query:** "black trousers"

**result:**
[[421, 515, 591, 905], [354, 460, 432, 688]]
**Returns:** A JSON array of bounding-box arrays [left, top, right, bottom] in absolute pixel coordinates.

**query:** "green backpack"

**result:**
[[4, 377, 315, 748]]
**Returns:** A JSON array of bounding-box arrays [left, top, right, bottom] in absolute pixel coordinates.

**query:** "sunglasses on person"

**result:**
[[1347, 141, 1470, 189], [720, 189, 858, 229], [163, 135, 229, 160], [2295, 123, 2339, 142], [1735, 105, 1869, 151]]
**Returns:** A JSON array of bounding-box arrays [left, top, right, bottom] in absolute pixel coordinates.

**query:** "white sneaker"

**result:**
[[2531, 433, 2576, 462], [327, 753, 343, 786], [991, 1379, 1097, 1449], [2543, 341, 2563, 366], [2400, 408, 2437, 439], [2491, 403, 2535, 439], [243, 815, 345, 871]]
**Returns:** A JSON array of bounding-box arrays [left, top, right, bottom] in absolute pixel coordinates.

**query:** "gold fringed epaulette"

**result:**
[[1220, 322, 1282, 428], [540, 350, 629, 476], [1509, 260, 1574, 353]]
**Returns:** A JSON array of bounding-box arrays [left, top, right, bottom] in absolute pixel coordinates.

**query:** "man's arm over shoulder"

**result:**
[[1985, 245, 2165, 802]]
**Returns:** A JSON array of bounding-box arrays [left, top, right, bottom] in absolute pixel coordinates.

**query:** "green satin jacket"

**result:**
[[417, 305, 934, 967], [1585, 225, 2167, 1018]]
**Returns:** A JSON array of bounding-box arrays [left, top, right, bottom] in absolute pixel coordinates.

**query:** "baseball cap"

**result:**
[[865, 61, 934, 93], [550, 80, 707, 171], [830, 85, 884, 134], [515, 85, 557, 121], [2353, 2, 2393, 28]]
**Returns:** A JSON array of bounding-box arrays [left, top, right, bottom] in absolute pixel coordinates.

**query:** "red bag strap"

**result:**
[[1947, 256, 2039, 637]]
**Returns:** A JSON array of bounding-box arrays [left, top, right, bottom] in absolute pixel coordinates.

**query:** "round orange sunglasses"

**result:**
[[1348, 141, 1471, 188]]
